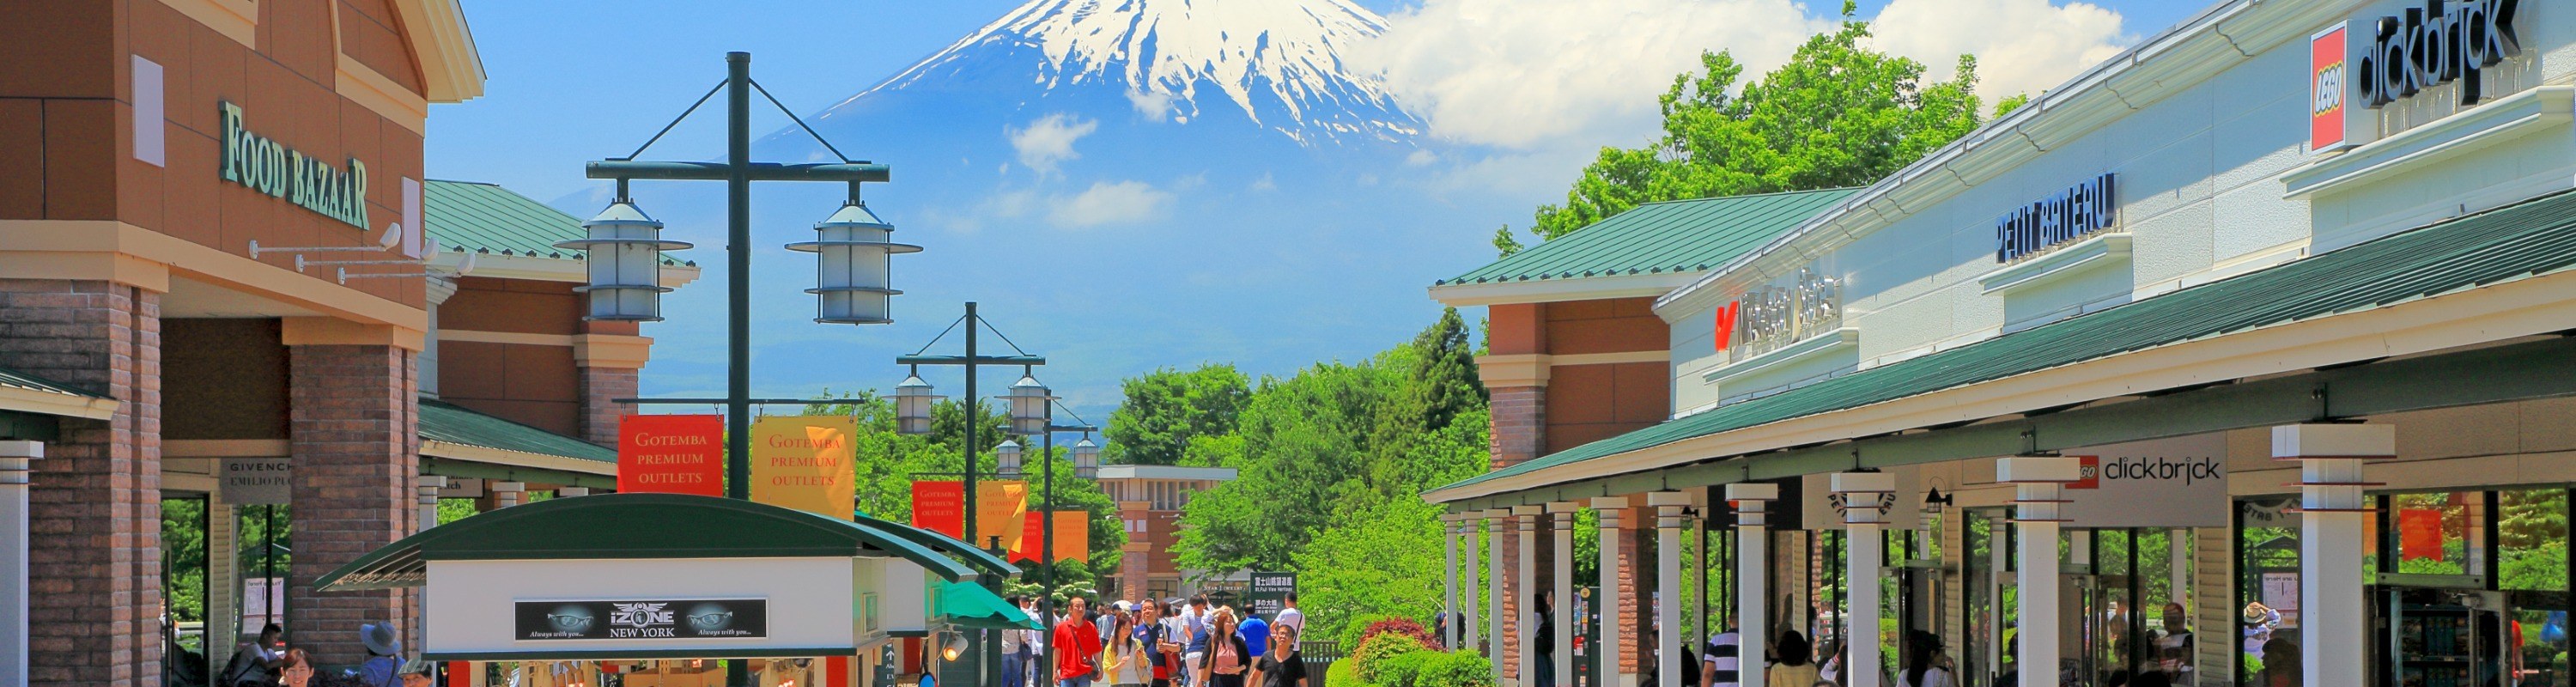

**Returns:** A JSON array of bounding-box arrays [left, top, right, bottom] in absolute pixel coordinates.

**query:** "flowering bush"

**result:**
[[1353, 633, 1428, 684], [1360, 617, 1440, 650]]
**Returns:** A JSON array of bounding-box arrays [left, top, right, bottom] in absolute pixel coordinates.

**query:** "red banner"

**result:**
[[2400, 508, 2445, 562], [1011, 510, 1091, 564], [617, 414, 724, 496], [911, 481, 965, 539]]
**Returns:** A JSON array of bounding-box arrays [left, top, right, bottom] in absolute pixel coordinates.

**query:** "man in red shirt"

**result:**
[[1054, 597, 1103, 687]]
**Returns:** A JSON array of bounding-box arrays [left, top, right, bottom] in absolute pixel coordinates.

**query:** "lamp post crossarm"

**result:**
[[615, 398, 866, 405], [896, 355, 1046, 366], [1044, 424, 1097, 434], [586, 161, 889, 183]]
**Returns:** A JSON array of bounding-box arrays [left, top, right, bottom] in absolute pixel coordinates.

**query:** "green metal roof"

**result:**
[[933, 579, 1042, 629], [314, 493, 988, 592], [1437, 188, 1859, 286], [422, 179, 689, 266], [1442, 187, 2576, 494], [419, 398, 617, 463], [0, 365, 106, 400]]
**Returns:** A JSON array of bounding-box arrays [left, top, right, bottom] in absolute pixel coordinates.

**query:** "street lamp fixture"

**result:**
[[787, 198, 920, 325], [996, 439, 1024, 477], [1072, 436, 1100, 479], [558, 200, 689, 321], [1005, 373, 1053, 435], [941, 633, 968, 662], [895, 370, 940, 436]]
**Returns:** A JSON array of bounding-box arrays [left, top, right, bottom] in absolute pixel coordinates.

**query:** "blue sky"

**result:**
[[428, 0, 2203, 418]]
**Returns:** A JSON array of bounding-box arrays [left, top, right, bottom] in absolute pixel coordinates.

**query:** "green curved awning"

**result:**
[[933, 580, 1040, 629], [316, 493, 981, 591], [854, 513, 1018, 576]]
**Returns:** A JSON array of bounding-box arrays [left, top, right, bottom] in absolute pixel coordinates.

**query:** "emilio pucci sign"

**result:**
[[1714, 265, 1842, 362], [219, 101, 370, 229]]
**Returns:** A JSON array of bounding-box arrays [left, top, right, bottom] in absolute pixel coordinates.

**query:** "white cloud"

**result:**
[[1354, 0, 1828, 149], [1353, 0, 2129, 149], [1405, 149, 1438, 167], [1250, 172, 1278, 192], [1006, 113, 1100, 173], [1050, 180, 1173, 228], [1127, 90, 1176, 122], [1870, 0, 2129, 105]]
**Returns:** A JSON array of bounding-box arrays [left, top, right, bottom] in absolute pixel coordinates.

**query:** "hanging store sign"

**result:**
[[618, 414, 724, 496], [978, 481, 1030, 554], [749, 416, 858, 520], [1009, 510, 1090, 564], [2061, 434, 2230, 527], [218, 101, 369, 229], [910, 481, 966, 539], [515, 599, 769, 641], [1721, 265, 1842, 362], [221, 457, 292, 505], [2312, 24, 2360, 151], [1994, 173, 2117, 263]]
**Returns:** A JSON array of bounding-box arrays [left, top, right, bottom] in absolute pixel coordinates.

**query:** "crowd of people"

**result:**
[[999, 591, 1311, 687], [216, 622, 432, 687]]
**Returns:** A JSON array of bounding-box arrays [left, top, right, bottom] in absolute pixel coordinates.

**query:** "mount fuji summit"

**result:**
[[643, 0, 1517, 410]]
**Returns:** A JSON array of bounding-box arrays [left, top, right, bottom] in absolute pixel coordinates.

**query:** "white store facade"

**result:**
[[1425, 1, 2576, 686]]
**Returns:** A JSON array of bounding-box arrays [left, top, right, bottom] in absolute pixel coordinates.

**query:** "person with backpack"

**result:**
[[221, 623, 289, 687], [355, 623, 404, 687]]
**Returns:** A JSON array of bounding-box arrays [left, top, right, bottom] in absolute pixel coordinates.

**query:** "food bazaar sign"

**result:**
[[1713, 264, 1842, 362], [219, 101, 369, 228], [2312, 0, 2529, 152]]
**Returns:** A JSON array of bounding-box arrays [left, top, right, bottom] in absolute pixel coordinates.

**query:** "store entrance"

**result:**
[[2370, 586, 2565, 687]]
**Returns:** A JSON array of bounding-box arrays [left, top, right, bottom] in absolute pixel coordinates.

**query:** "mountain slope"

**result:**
[[824, 0, 1419, 144]]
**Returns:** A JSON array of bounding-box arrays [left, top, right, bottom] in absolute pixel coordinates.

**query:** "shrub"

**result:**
[[1410, 650, 1497, 687], [1376, 649, 1437, 687], [1361, 617, 1441, 650], [1353, 633, 1428, 684], [1340, 612, 1400, 651]]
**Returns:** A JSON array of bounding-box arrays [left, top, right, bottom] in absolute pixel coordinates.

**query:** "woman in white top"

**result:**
[[1107, 611, 1151, 687], [1899, 631, 1954, 687]]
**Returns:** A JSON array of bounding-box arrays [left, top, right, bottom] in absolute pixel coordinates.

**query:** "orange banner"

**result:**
[[911, 481, 965, 539], [617, 415, 725, 496], [1012, 510, 1091, 564], [977, 481, 1029, 553], [750, 416, 858, 520]]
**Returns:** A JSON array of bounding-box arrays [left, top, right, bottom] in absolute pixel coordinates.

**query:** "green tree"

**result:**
[[1293, 496, 1454, 644], [1524, 18, 1986, 242], [1103, 364, 1253, 466]]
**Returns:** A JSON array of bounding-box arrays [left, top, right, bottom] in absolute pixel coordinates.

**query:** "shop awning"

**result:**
[[0, 363, 117, 420], [315, 493, 1001, 592], [931, 580, 1042, 629], [1431, 186, 2576, 503], [418, 398, 617, 488]]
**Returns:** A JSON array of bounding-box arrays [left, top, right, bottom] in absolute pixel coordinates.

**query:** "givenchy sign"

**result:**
[[2355, 0, 2524, 109], [218, 101, 369, 228], [1995, 173, 2117, 264]]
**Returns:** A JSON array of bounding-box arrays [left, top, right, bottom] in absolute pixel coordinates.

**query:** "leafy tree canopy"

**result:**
[[1103, 364, 1252, 466]]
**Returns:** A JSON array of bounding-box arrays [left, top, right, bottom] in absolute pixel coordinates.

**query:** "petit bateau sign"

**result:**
[[219, 101, 370, 229], [1993, 173, 2117, 264]]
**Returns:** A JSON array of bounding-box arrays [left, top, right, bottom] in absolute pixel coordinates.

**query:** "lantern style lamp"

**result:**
[[996, 439, 1024, 478], [895, 370, 939, 435], [787, 198, 920, 325], [940, 633, 968, 662], [557, 200, 690, 321], [1072, 436, 1100, 479], [1005, 374, 1053, 435]]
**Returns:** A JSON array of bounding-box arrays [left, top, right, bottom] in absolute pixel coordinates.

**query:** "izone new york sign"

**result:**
[[219, 101, 370, 229]]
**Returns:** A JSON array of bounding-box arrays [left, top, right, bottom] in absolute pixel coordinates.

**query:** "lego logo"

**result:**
[[2313, 63, 2344, 116]]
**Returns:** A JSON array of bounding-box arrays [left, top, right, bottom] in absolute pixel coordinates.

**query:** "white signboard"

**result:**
[[222, 458, 292, 506], [2061, 434, 2231, 528], [2261, 572, 2300, 618], [241, 577, 286, 631], [428, 556, 858, 659], [1800, 465, 1922, 531]]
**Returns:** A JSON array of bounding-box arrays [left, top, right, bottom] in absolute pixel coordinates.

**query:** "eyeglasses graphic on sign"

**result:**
[[687, 603, 738, 631], [544, 607, 596, 633]]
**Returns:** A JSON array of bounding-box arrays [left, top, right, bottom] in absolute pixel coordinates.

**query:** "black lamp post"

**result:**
[[896, 301, 1046, 684]]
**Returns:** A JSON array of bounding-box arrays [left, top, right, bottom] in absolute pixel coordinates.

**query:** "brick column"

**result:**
[[0, 279, 162, 687], [1489, 386, 1546, 469], [288, 343, 419, 666], [1617, 510, 1653, 680], [575, 334, 650, 447]]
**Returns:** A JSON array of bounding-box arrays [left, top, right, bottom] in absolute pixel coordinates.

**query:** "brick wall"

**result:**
[[0, 279, 162, 687], [1491, 386, 1545, 471], [287, 344, 418, 666], [1617, 515, 1652, 678], [580, 365, 636, 447]]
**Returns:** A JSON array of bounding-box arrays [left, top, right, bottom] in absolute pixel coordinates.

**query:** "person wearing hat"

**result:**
[[356, 622, 405, 687]]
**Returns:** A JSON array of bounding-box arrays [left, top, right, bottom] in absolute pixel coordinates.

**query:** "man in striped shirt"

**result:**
[[1701, 624, 1742, 687]]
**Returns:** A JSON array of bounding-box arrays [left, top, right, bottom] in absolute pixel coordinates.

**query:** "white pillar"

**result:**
[[1549, 502, 1579, 687], [0, 441, 39, 687], [1487, 508, 1509, 675], [2167, 529, 2189, 621], [490, 481, 526, 508], [1593, 497, 1630, 687], [1724, 483, 1779, 687], [2275, 423, 2391, 687], [1832, 473, 1895, 687], [556, 487, 590, 498], [414, 476, 445, 660], [1467, 514, 1484, 658], [1515, 504, 1544, 687], [1999, 456, 2079, 687], [1453, 514, 1473, 654], [1648, 492, 1691, 687]]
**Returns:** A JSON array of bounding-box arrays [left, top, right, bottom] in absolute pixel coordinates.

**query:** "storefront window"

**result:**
[[2500, 489, 2570, 687], [2390, 491, 2489, 579]]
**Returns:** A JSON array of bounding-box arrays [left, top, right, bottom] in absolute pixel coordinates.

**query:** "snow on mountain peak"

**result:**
[[853, 0, 1420, 144]]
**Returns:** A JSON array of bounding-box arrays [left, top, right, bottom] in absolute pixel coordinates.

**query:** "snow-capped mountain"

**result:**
[[822, 0, 1419, 145]]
